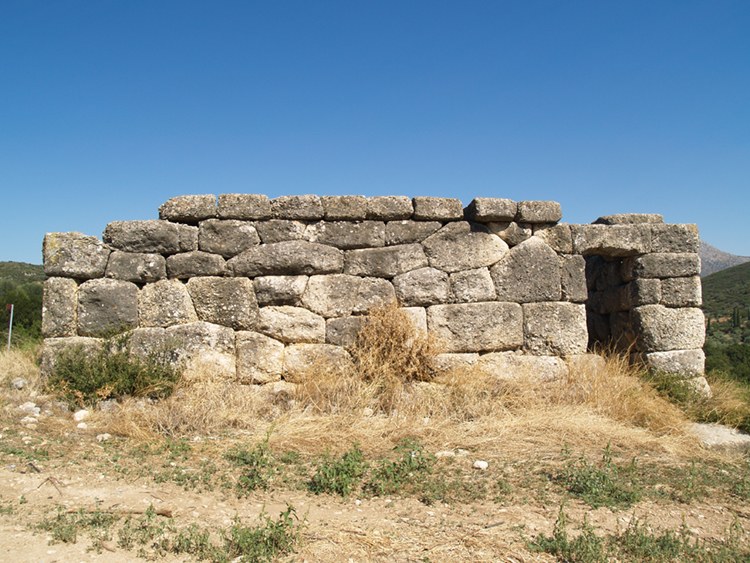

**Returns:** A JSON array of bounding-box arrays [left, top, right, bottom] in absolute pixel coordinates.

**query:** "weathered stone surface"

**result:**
[[283, 344, 353, 382], [301, 274, 361, 317], [385, 220, 442, 245], [307, 221, 385, 249], [534, 224, 573, 254], [176, 224, 200, 251], [198, 219, 260, 258], [412, 197, 463, 221], [622, 253, 701, 280], [351, 278, 396, 313], [661, 276, 702, 307], [123, 327, 168, 361], [186, 277, 258, 330], [139, 279, 198, 328], [271, 195, 324, 220], [478, 352, 568, 381], [393, 267, 450, 306], [517, 201, 562, 223], [560, 255, 587, 303], [104, 220, 189, 254], [167, 251, 226, 279], [366, 196, 413, 220], [326, 316, 365, 348], [42, 278, 78, 337], [254, 275, 308, 306], [522, 302, 588, 356], [643, 349, 705, 377], [626, 278, 662, 306], [165, 321, 236, 377], [44, 232, 110, 279], [631, 305, 705, 352], [650, 224, 700, 253], [254, 220, 309, 244], [402, 306, 428, 332], [78, 278, 139, 336], [236, 331, 285, 384], [159, 195, 216, 223], [464, 198, 516, 222], [423, 222, 508, 273], [450, 268, 495, 303], [344, 244, 427, 278], [257, 306, 325, 343], [40, 336, 103, 377], [594, 213, 664, 225], [486, 222, 532, 247], [321, 195, 368, 220], [571, 224, 651, 257], [228, 241, 343, 277], [105, 251, 166, 283], [690, 422, 750, 451], [217, 194, 272, 220], [427, 302, 523, 353], [491, 237, 561, 303], [431, 353, 479, 373]]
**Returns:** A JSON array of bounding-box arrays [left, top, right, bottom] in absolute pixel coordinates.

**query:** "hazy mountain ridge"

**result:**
[[700, 242, 750, 277], [0, 261, 45, 285]]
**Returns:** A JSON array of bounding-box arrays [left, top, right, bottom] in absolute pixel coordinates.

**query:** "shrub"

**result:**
[[308, 445, 367, 497]]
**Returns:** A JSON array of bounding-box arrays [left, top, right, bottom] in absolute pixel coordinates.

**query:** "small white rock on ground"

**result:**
[[689, 423, 750, 453]]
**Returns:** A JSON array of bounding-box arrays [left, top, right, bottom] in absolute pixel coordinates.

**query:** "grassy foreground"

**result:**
[[2, 307, 750, 561]]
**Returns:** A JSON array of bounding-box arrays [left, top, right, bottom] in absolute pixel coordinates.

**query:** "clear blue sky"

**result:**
[[1, 1, 748, 264]]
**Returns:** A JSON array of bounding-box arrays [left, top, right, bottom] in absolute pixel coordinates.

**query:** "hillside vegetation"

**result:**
[[0, 261, 44, 345]]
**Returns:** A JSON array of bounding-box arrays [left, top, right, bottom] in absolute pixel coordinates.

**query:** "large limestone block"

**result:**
[[571, 224, 651, 257], [40, 336, 103, 378], [227, 241, 343, 277], [77, 278, 139, 336], [42, 278, 78, 337], [650, 224, 700, 253], [139, 279, 198, 327], [236, 331, 285, 384], [186, 277, 259, 330], [449, 268, 496, 303], [198, 219, 260, 258], [366, 196, 413, 220], [43, 232, 110, 279], [622, 253, 701, 280], [165, 321, 236, 377], [159, 195, 217, 223], [254, 220, 309, 243], [486, 222, 532, 247], [103, 220, 198, 254], [478, 352, 568, 381], [123, 327, 168, 361], [326, 316, 365, 348], [217, 194, 272, 220], [626, 279, 662, 307], [385, 220, 442, 245], [491, 237, 561, 303], [427, 302, 523, 353], [464, 198, 517, 222], [534, 224, 573, 254], [321, 195, 368, 220], [522, 302, 588, 356], [431, 353, 480, 374], [560, 255, 587, 303], [344, 244, 427, 278], [631, 305, 705, 352], [643, 349, 705, 377], [594, 213, 664, 225], [271, 195, 324, 220], [402, 306, 428, 332], [301, 274, 362, 317], [393, 267, 450, 306], [423, 222, 508, 273], [257, 306, 326, 343], [661, 276, 702, 307], [517, 201, 562, 223], [254, 275, 308, 306], [283, 343, 353, 382], [105, 251, 166, 283], [307, 221, 386, 249], [167, 251, 226, 279], [412, 197, 463, 221], [351, 278, 396, 313]]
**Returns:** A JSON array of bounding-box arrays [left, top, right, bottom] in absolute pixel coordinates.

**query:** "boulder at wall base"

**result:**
[[427, 302, 523, 353]]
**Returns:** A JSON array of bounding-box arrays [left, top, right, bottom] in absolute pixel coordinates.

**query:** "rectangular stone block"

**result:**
[[198, 219, 260, 258], [535, 224, 573, 254], [77, 278, 139, 337], [594, 213, 663, 225], [104, 220, 183, 254], [516, 201, 562, 223], [106, 251, 166, 283], [217, 194, 272, 220], [159, 195, 217, 223], [306, 221, 385, 249], [642, 349, 705, 377], [385, 220, 442, 245], [344, 244, 428, 278], [626, 278, 661, 307], [622, 253, 701, 280], [650, 224, 700, 253], [366, 196, 413, 220], [571, 224, 651, 257], [477, 352, 568, 381], [166, 251, 226, 279], [326, 316, 365, 348], [44, 232, 111, 280], [321, 195, 368, 220], [450, 268, 496, 303], [271, 195, 324, 220], [427, 302, 522, 353], [412, 197, 464, 221], [257, 306, 326, 343], [660, 276, 702, 307], [522, 302, 588, 355], [463, 198, 516, 222], [560, 255, 587, 303], [186, 277, 259, 330], [227, 241, 343, 277], [166, 321, 236, 377], [236, 331, 284, 384], [42, 278, 78, 337], [254, 220, 309, 244], [254, 275, 308, 306], [631, 305, 705, 352]]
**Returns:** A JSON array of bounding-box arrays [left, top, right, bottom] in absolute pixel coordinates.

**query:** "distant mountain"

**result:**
[[703, 261, 750, 318], [700, 242, 750, 277], [0, 261, 45, 285]]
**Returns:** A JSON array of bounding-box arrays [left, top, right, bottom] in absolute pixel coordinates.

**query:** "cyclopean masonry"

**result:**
[[41, 194, 706, 392]]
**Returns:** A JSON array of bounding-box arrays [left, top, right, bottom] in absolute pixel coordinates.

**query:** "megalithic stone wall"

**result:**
[[40, 194, 707, 391]]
